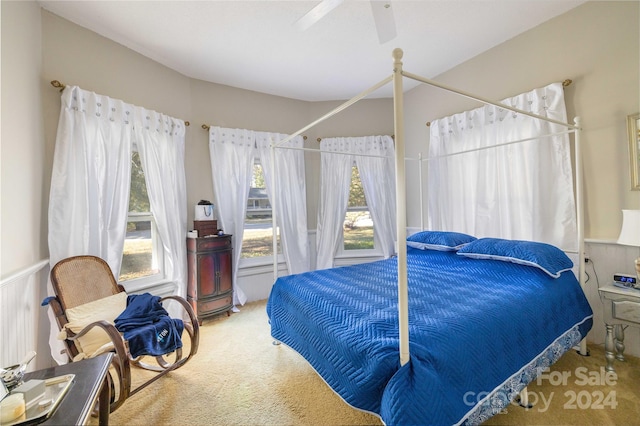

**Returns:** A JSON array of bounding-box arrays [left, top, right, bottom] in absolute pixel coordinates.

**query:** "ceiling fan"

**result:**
[[295, 0, 397, 44]]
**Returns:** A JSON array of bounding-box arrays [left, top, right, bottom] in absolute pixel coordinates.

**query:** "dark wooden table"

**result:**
[[22, 353, 112, 425]]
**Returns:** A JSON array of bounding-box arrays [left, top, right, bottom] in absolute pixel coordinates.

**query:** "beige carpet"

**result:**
[[102, 300, 639, 425]]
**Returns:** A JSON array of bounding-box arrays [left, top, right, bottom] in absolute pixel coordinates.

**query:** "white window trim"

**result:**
[[336, 163, 381, 258], [238, 256, 287, 277], [122, 277, 175, 296], [336, 233, 384, 258], [239, 253, 285, 269], [119, 211, 167, 287], [240, 157, 283, 264]]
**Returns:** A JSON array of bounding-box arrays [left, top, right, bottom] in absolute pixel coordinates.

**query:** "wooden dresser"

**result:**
[[187, 235, 233, 323]]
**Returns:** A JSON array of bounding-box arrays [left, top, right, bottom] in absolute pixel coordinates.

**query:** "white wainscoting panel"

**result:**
[[1, 260, 53, 369]]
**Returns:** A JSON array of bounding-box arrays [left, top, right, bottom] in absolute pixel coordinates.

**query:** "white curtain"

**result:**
[[208, 127, 253, 306], [48, 85, 188, 363], [209, 127, 311, 301], [316, 136, 396, 270], [427, 82, 577, 250], [134, 112, 188, 302], [255, 132, 310, 274], [316, 139, 353, 270], [48, 86, 132, 274], [354, 136, 396, 258]]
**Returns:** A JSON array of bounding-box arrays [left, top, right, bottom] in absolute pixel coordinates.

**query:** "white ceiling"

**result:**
[[38, 0, 585, 102]]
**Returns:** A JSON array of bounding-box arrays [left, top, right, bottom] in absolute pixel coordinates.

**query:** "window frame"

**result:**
[[118, 149, 168, 290], [335, 162, 382, 259], [238, 158, 284, 268]]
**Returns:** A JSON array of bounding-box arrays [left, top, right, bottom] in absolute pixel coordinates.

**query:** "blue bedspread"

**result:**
[[266, 247, 593, 425]]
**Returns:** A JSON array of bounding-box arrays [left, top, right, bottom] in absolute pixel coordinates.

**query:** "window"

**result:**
[[119, 151, 165, 282], [342, 164, 375, 252], [241, 159, 281, 262]]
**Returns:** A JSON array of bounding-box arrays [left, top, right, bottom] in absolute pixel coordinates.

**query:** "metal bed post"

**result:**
[[402, 71, 578, 130], [393, 48, 410, 366], [574, 117, 589, 356], [419, 152, 424, 231], [274, 76, 392, 149], [271, 140, 278, 282]]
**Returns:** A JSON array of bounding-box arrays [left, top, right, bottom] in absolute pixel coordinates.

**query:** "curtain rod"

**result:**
[[316, 135, 395, 142], [425, 79, 573, 127], [50, 80, 190, 126], [200, 124, 307, 140]]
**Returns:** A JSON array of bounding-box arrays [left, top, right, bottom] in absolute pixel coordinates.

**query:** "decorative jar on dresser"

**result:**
[[187, 235, 233, 324]]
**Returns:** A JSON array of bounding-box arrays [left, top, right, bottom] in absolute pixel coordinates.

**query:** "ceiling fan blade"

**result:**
[[370, 0, 397, 44], [295, 0, 344, 31]]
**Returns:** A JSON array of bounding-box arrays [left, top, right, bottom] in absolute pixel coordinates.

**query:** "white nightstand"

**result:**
[[598, 284, 640, 372]]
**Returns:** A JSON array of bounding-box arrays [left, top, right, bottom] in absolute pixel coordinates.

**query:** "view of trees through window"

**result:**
[[119, 151, 160, 281], [344, 165, 374, 250], [241, 160, 281, 259], [241, 161, 374, 259], [120, 156, 375, 271]]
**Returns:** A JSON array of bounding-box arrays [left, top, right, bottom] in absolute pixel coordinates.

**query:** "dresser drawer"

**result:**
[[187, 235, 232, 252], [198, 294, 232, 316], [612, 300, 640, 324]]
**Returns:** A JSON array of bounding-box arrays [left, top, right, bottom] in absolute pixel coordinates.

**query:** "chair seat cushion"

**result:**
[[64, 292, 128, 356]]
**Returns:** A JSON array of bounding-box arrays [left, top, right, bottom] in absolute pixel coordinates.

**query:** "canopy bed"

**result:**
[[266, 49, 592, 425]]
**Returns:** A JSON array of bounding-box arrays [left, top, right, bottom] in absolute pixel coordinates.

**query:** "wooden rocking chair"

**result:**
[[47, 255, 200, 413]]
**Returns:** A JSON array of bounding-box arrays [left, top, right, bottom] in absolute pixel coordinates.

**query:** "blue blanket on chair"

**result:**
[[115, 293, 184, 358]]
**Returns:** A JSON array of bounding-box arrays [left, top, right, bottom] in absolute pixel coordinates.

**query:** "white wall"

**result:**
[[1, 1, 46, 273], [0, 0, 53, 369]]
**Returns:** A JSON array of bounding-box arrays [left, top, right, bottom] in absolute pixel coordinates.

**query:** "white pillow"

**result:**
[[64, 292, 127, 356]]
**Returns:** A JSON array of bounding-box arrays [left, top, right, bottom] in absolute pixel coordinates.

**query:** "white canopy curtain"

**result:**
[[427, 82, 577, 250], [316, 136, 396, 270], [48, 85, 188, 364], [208, 127, 310, 304]]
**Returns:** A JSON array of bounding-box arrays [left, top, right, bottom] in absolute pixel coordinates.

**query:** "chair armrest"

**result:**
[[159, 295, 200, 353], [66, 321, 127, 357], [46, 297, 67, 328], [44, 297, 78, 359], [66, 320, 131, 412]]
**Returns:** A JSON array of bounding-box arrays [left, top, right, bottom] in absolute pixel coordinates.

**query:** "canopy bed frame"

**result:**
[[266, 48, 591, 425]]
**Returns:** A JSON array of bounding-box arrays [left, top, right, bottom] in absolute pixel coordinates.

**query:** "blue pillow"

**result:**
[[406, 231, 476, 251], [456, 238, 573, 278]]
